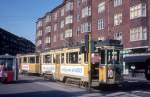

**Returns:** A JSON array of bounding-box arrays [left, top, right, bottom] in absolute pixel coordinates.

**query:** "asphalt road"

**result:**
[[0, 75, 150, 97]]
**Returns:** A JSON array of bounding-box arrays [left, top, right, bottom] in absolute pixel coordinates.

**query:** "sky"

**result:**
[[0, 0, 63, 43]]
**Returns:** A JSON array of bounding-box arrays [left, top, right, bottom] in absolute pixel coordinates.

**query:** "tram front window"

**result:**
[[0, 58, 13, 70], [107, 50, 120, 65]]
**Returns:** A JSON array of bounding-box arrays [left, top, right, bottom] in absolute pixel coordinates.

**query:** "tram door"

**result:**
[[91, 53, 100, 80], [99, 48, 123, 84], [55, 54, 61, 80]]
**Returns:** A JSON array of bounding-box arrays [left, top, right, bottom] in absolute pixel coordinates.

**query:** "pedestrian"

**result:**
[[131, 65, 136, 77]]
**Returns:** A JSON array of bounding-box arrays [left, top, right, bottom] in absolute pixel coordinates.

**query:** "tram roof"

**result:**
[[96, 39, 123, 48]]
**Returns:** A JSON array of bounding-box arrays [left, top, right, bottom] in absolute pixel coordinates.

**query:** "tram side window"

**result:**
[[107, 50, 113, 64], [36, 56, 39, 63], [69, 52, 78, 64], [100, 50, 105, 64], [23, 57, 27, 63], [66, 53, 69, 64], [56, 54, 60, 64], [44, 55, 52, 63], [29, 57, 35, 63], [61, 53, 64, 64], [114, 50, 120, 64]]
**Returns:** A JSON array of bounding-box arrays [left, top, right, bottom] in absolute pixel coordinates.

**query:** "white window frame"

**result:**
[[82, 6, 91, 18], [130, 26, 147, 41], [98, 19, 104, 30], [61, 8, 65, 16], [81, 22, 91, 33], [60, 20, 65, 28], [114, 13, 122, 26], [65, 29, 72, 38], [45, 26, 51, 33], [98, 2, 105, 13], [66, 2, 73, 12], [65, 15, 73, 24], [45, 36, 51, 44], [130, 3, 146, 20], [114, 0, 122, 7]]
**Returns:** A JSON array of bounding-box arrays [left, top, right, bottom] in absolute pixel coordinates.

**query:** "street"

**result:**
[[1, 75, 150, 97]]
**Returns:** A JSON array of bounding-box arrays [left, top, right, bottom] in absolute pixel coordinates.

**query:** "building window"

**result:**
[[60, 20, 65, 28], [45, 36, 51, 44], [45, 15, 51, 23], [114, 0, 122, 7], [77, 0, 81, 8], [82, 6, 91, 18], [37, 40, 42, 46], [98, 2, 105, 13], [130, 26, 147, 41], [61, 8, 64, 16], [65, 15, 73, 24], [82, 0, 87, 4], [114, 13, 122, 26], [65, 29, 72, 38], [45, 26, 51, 33], [66, 2, 73, 12], [37, 21, 42, 27], [37, 30, 42, 37], [54, 12, 58, 20], [54, 24, 57, 31], [98, 19, 104, 30], [81, 22, 91, 33], [114, 32, 123, 43], [130, 3, 146, 20]]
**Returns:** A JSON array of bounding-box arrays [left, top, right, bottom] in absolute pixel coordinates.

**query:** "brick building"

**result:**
[[36, 0, 150, 54], [0, 28, 35, 55]]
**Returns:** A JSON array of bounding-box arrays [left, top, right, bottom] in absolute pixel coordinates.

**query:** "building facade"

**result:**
[[36, 0, 150, 54], [0, 28, 35, 55]]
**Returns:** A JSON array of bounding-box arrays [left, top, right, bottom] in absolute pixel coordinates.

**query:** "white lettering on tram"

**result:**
[[61, 66, 84, 76]]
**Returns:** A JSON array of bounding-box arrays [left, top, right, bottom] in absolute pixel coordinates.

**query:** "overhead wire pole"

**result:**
[[88, 0, 92, 92], [88, 32, 92, 92]]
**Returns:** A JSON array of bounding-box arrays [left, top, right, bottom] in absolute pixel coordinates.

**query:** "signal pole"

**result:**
[[88, 32, 92, 92]]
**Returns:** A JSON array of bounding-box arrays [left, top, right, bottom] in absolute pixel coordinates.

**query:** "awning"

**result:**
[[124, 54, 150, 63]]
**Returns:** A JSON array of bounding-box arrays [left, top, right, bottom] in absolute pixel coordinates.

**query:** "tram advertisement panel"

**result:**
[[42, 64, 55, 73], [61, 66, 84, 76], [22, 64, 29, 71]]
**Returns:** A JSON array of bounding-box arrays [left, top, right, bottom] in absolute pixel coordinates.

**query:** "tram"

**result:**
[[19, 53, 40, 75], [0, 54, 18, 83], [18, 39, 123, 86]]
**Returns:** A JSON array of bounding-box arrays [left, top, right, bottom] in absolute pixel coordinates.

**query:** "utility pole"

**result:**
[[88, 32, 92, 92]]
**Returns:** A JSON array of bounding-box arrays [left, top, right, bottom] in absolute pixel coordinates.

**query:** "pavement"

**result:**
[[0, 74, 150, 97]]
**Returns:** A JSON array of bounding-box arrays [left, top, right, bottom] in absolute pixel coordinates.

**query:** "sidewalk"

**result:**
[[123, 73, 147, 81]]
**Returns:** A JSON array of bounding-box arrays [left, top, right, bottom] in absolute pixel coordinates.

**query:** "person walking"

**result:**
[[131, 65, 136, 77]]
